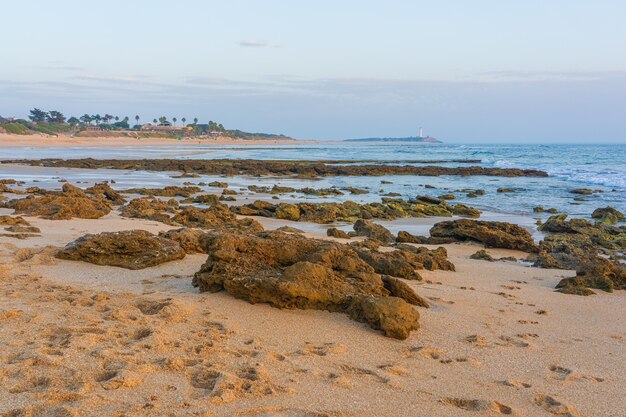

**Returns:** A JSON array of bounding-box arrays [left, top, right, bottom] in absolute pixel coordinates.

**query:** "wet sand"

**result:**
[[0, 207, 624, 416]]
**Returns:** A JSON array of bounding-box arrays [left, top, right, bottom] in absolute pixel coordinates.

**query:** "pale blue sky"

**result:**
[[1, 0, 625, 142]]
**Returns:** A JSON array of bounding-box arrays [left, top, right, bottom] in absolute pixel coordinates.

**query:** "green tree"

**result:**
[[135, 115, 140, 125], [158, 116, 167, 125], [79, 114, 92, 125], [115, 116, 119, 122], [47, 110, 66, 124], [181, 117, 186, 126], [93, 114, 102, 125], [67, 117, 79, 126], [172, 117, 177, 126], [153, 118, 157, 124], [28, 108, 48, 123], [193, 117, 198, 125]]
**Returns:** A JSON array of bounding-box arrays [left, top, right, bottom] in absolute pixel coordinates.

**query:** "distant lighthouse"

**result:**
[[419, 127, 424, 138]]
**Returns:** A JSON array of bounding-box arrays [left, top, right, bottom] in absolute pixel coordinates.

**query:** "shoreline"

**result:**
[[0, 133, 302, 148]]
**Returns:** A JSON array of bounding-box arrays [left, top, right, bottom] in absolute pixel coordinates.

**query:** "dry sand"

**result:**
[[0, 133, 300, 149], [0, 209, 624, 416]]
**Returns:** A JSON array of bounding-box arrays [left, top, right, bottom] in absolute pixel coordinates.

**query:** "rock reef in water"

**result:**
[[56, 230, 186, 269], [3, 158, 550, 178], [193, 231, 430, 339]]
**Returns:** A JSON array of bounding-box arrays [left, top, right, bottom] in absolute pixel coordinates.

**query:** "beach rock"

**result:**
[[381, 276, 429, 308], [123, 185, 201, 197], [438, 194, 455, 200], [450, 204, 481, 218], [159, 228, 207, 254], [470, 249, 495, 261], [181, 194, 220, 205], [208, 181, 228, 188], [327, 227, 351, 239], [275, 226, 305, 234], [5, 183, 111, 220], [56, 230, 186, 269], [344, 186, 369, 195], [0, 215, 30, 226], [10, 158, 549, 178], [354, 249, 422, 280], [396, 231, 427, 244], [394, 245, 456, 271], [193, 231, 423, 339], [416, 195, 442, 205], [120, 197, 175, 224], [570, 188, 593, 195], [275, 203, 301, 221], [4, 225, 41, 233], [173, 206, 264, 233], [270, 185, 296, 194], [348, 296, 420, 339], [591, 206, 624, 225], [429, 219, 538, 252], [555, 257, 626, 295], [353, 219, 394, 244], [497, 188, 516, 193], [86, 182, 126, 205]]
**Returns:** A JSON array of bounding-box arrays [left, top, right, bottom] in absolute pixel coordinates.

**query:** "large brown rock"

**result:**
[[354, 249, 422, 280], [159, 228, 207, 254], [353, 219, 394, 244], [120, 197, 175, 224], [6, 183, 111, 220], [429, 219, 538, 252], [56, 230, 185, 269], [193, 231, 423, 339]]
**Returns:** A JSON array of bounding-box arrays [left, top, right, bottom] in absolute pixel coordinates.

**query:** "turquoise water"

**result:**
[[1, 142, 625, 218]]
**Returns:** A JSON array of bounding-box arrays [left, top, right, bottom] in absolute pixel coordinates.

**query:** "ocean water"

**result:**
[[1, 142, 624, 219]]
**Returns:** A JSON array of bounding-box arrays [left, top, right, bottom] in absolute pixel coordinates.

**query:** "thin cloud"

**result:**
[[239, 40, 269, 48], [39, 65, 84, 72]]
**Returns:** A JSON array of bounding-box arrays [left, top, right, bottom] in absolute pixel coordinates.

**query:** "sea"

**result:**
[[1, 142, 625, 220]]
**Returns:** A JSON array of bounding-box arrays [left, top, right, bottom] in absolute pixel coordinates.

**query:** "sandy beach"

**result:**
[[0, 200, 624, 416], [0, 134, 300, 149]]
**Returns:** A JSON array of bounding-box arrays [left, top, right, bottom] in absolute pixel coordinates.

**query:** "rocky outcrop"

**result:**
[[0, 215, 30, 226], [173, 206, 264, 233], [429, 219, 538, 252], [85, 182, 126, 205], [158, 228, 207, 254], [56, 230, 186, 269], [5, 183, 111, 220], [591, 207, 624, 225], [354, 249, 423, 280], [396, 231, 427, 244], [7, 158, 550, 178], [120, 198, 176, 224], [353, 220, 394, 244], [122, 185, 201, 197], [533, 215, 626, 295], [231, 198, 481, 224], [192, 231, 425, 339], [327, 227, 351, 239]]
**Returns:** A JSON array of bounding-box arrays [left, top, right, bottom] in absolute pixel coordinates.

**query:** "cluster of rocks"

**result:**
[[192, 230, 446, 339], [248, 185, 347, 196], [0, 215, 41, 239], [231, 198, 480, 224], [4, 158, 549, 178], [532, 213, 626, 295], [3, 183, 113, 220], [120, 197, 263, 233]]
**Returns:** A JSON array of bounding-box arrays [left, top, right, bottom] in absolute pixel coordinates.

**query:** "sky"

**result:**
[[1, 0, 625, 142]]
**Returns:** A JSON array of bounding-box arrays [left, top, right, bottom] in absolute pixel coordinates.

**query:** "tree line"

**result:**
[[25, 109, 225, 132]]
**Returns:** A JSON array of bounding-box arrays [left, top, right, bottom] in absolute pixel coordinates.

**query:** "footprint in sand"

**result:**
[[501, 379, 532, 388], [533, 394, 584, 417], [440, 398, 513, 415], [549, 365, 604, 383]]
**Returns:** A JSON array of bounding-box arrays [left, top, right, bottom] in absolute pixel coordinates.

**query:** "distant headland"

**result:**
[[345, 136, 442, 143], [346, 127, 442, 143]]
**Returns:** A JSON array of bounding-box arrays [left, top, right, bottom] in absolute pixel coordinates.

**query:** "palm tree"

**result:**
[[153, 118, 157, 124], [193, 117, 198, 125], [172, 117, 177, 126], [158, 116, 167, 125], [181, 117, 186, 126], [135, 115, 140, 126], [115, 116, 119, 122]]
